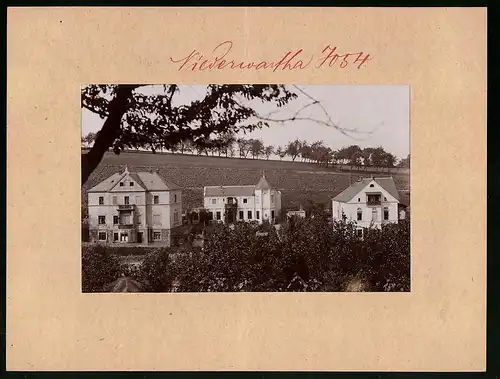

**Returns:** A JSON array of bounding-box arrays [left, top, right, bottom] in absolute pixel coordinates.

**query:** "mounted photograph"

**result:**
[[81, 84, 410, 293]]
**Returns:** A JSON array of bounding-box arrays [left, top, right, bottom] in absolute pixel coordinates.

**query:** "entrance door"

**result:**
[[137, 232, 143, 243], [227, 210, 234, 223]]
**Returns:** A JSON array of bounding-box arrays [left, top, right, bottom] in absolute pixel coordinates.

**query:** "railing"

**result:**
[[117, 204, 134, 211], [367, 200, 381, 206], [118, 224, 134, 229]]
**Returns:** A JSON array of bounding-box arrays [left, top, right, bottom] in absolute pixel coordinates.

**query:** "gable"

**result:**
[[110, 173, 146, 192], [348, 179, 399, 203], [333, 177, 400, 203]]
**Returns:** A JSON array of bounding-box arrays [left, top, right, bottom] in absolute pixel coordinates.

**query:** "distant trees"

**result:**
[[264, 145, 274, 160], [397, 154, 410, 168], [286, 139, 302, 161], [86, 129, 404, 169]]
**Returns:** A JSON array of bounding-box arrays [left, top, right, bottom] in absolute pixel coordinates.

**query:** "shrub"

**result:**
[[82, 245, 124, 292]]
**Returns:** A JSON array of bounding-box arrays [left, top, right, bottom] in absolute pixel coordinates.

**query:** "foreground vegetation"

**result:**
[[82, 216, 410, 293]]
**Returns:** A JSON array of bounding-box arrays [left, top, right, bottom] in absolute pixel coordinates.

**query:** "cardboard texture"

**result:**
[[7, 7, 486, 371]]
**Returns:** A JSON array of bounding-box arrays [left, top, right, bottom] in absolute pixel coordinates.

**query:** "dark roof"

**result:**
[[135, 171, 181, 191], [105, 277, 144, 293], [89, 168, 180, 192], [204, 185, 256, 197], [333, 177, 400, 202], [88, 172, 127, 192]]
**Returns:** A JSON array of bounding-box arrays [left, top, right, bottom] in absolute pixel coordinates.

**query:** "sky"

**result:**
[[81, 84, 409, 159]]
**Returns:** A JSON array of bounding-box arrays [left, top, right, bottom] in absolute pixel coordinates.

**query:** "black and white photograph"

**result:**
[[81, 84, 410, 293]]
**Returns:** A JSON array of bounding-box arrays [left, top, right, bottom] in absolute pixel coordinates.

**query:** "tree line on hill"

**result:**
[[82, 132, 409, 169], [81, 85, 408, 185]]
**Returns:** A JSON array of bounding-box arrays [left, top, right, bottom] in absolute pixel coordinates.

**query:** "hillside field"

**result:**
[[82, 151, 410, 217]]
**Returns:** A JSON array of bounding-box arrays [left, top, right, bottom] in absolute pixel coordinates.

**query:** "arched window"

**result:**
[[357, 208, 362, 221]]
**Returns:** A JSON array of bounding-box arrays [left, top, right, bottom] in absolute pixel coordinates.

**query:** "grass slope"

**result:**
[[82, 151, 410, 217]]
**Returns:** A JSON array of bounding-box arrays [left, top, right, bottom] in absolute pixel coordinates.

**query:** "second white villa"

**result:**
[[332, 176, 407, 234], [203, 174, 282, 224]]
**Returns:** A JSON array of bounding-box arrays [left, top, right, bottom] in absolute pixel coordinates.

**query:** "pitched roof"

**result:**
[[88, 172, 127, 192], [135, 171, 181, 191], [333, 177, 400, 202], [204, 185, 256, 197], [89, 169, 180, 192], [255, 175, 271, 190]]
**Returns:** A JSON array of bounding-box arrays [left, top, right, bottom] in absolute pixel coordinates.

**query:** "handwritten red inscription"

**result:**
[[170, 41, 372, 72]]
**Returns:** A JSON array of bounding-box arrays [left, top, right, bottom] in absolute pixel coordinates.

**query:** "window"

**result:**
[[256, 211, 260, 219], [216, 211, 221, 220], [174, 194, 177, 203], [358, 198, 360, 202], [357, 208, 362, 221], [113, 233, 118, 241], [98, 216, 106, 225], [112, 196, 117, 205], [271, 195, 274, 203], [137, 214, 142, 224], [384, 197, 387, 201], [369, 184, 374, 188], [120, 182, 124, 187], [248, 211, 252, 219], [209, 212, 214, 220], [384, 207, 389, 220], [124, 196, 129, 205], [243, 198, 248, 204], [153, 195, 159, 204], [271, 210, 275, 219], [212, 198, 217, 205], [136, 196, 141, 205], [154, 232, 161, 240], [98, 232, 107, 241], [239, 211, 244, 220], [129, 182, 134, 186], [174, 211, 179, 222], [356, 229, 363, 238], [372, 208, 377, 221], [153, 214, 161, 225], [113, 216, 119, 225], [98, 196, 104, 205]]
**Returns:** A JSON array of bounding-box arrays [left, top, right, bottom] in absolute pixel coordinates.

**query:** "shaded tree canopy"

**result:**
[[81, 84, 297, 185]]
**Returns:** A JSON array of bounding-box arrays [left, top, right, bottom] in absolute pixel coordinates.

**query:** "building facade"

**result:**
[[203, 174, 282, 224], [87, 166, 182, 246], [331, 176, 406, 233]]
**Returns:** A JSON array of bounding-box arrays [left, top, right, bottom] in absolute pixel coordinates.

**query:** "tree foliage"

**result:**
[[82, 244, 124, 292], [81, 84, 298, 185]]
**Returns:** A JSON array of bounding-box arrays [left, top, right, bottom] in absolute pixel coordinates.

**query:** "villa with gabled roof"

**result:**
[[332, 176, 406, 235], [203, 173, 282, 224], [87, 166, 182, 246]]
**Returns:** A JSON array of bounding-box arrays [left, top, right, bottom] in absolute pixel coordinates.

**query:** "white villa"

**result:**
[[203, 174, 282, 224], [332, 176, 406, 234], [87, 166, 182, 246]]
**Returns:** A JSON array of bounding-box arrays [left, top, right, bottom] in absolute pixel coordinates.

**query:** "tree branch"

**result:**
[[81, 85, 140, 185]]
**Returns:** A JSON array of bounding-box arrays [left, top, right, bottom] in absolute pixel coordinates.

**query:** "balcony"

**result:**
[[225, 197, 238, 208], [117, 204, 135, 211], [367, 200, 381, 206], [118, 224, 135, 229]]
